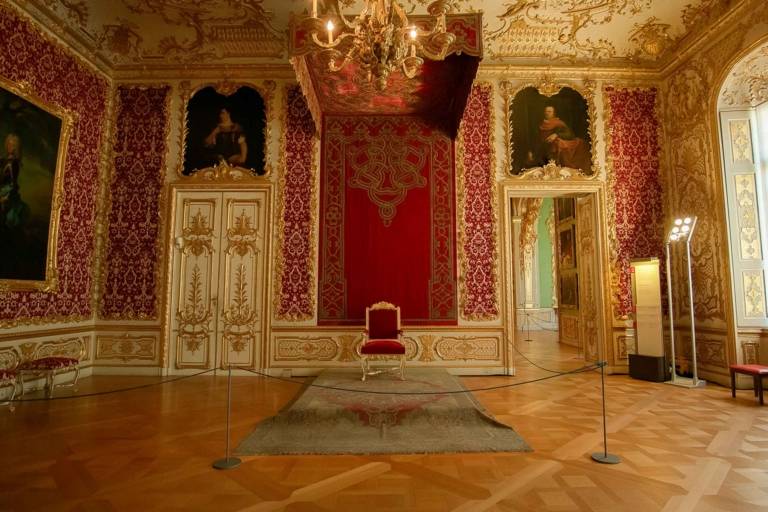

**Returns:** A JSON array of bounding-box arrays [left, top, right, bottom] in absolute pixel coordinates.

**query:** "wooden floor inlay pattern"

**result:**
[[2, 334, 768, 511]]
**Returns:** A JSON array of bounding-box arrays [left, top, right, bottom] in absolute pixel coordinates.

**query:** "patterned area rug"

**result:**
[[236, 369, 531, 455]]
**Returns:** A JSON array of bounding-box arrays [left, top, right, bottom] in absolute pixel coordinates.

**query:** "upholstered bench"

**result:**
[[730, 364, 768, 405], [19, 356, 80, 398]]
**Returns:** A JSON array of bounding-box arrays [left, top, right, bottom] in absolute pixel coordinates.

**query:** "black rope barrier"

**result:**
[[5, 367, 217, 402], [238, 363, 602, 396]]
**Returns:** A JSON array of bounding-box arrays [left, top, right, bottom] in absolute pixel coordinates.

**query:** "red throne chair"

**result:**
[[357, 302, 406, 381]]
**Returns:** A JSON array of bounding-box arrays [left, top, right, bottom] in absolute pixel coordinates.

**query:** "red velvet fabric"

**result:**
[[605, 88, 664, 317], [19, 357, 78, 371], [360, 340, 406, 355], [277, 86, 316, 319], [460, 84, 498, 319], [101, 86, 171, 319], [0, 370, 16, 381], [368, 309, 400, 339], [319, 116, 457, 325], [731, 364, 768, 375], [0, 4, 108, 322]]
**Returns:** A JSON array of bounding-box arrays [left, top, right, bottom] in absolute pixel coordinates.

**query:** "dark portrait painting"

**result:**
[[183, 86, 266, 176], [559, 226, 576, 269], [560, 272, 579, 309], [0, 84, 64, 283], [510, 86, 592, 175]]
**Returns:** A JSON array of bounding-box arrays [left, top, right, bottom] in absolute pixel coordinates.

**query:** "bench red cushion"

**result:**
[[0, 369, 16, 381], [360, 340, 406, 355], [730, 364, 768, 375], [19, 357, 78, 371]]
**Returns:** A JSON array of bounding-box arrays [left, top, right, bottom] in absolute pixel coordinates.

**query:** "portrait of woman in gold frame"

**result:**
[[0, 77, 73, 292], [178, 82, 271, 178]]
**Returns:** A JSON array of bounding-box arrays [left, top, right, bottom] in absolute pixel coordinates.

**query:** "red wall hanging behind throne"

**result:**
[[318, 116, 457, 325]]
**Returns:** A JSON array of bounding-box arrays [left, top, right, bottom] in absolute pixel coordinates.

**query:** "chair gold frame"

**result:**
[[357, 301, 406, 381]]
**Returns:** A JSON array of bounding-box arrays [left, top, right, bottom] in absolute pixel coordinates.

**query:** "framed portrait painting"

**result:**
[[560, 272, 579, 309], [555, 197, 575, 221], [182, 85, 266, 176], [509, 86, 593, 175], [0, 78, 71, 291], [558, 226, 576, 269]]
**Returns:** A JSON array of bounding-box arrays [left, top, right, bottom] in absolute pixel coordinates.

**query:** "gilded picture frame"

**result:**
[[0, 77, 73, 292], [177, 81, 273, 179], [502, 79, 599, 180]]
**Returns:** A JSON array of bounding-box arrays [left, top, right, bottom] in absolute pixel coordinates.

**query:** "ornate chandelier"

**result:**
[[305, 0, 456, 91]]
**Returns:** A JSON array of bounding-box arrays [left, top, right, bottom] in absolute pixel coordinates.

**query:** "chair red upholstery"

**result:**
[[358, 302, 406, 381], [360, 340, 406, 355], [730, 364, 768, 405]]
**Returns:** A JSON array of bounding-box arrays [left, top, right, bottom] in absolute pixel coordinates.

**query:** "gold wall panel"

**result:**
[[274, 337, 339, 361], [742, 270, 766, 318], [434, 336, 500, 361], [729, 119, 754, 163], [174, 197, 219, 369], [734, 174, 762, 261], [168, 189, 269, 370], [96, 335, 157, 363]]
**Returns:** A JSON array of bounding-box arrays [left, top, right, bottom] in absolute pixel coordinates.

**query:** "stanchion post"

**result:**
[[213, 366, 241, 470], [591, 361, 621, 464]]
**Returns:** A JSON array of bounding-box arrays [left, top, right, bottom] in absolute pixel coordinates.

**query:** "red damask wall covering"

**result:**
[[100, 86, 171, 319], [459, 83, 498, 320], [0, 4, 108, 323], [276, 85, 316, 320], [319, 116, 457, 324], [605, 87, 664, 317]]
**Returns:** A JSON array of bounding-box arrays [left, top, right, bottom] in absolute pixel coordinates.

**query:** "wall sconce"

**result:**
[[664, 215, 705, 388]]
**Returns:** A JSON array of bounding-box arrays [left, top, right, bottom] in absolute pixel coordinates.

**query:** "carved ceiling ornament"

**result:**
[[25, 0, 740, 71], [719, 44, 768, 109], [628, 17, 674, 59]]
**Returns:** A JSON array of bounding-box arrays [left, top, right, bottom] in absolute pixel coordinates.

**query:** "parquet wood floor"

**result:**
[[2, 333, 768, 511]]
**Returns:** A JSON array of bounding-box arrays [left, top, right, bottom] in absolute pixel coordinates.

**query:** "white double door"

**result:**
[[168, 189, 269, 370]]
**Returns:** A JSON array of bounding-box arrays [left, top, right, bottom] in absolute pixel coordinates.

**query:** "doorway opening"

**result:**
[[508, 191, 604, 370]]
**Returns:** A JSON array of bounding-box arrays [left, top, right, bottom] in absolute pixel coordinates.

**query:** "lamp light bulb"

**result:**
[[674, 218, 683, 226], [683, 217, 692, 224], [672, 226, 680, 234], [326, 20, 334, 32], [409, 27, 418, 40], [670, 234, 679, 241], [681, 224, 690, 233]]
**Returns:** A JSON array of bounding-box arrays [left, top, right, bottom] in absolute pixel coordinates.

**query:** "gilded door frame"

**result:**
[[499, 180, 613, 373], [160, 179, 273, 374]]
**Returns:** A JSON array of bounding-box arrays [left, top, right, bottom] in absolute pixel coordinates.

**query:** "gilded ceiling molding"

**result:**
[[174, 79, 276, 179], [628, 17, 675, 60], [487, 0, 657, 65], [501, 76, 600, 181]]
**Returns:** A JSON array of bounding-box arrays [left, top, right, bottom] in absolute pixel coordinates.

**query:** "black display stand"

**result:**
[[628, 354, 667, 382]]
